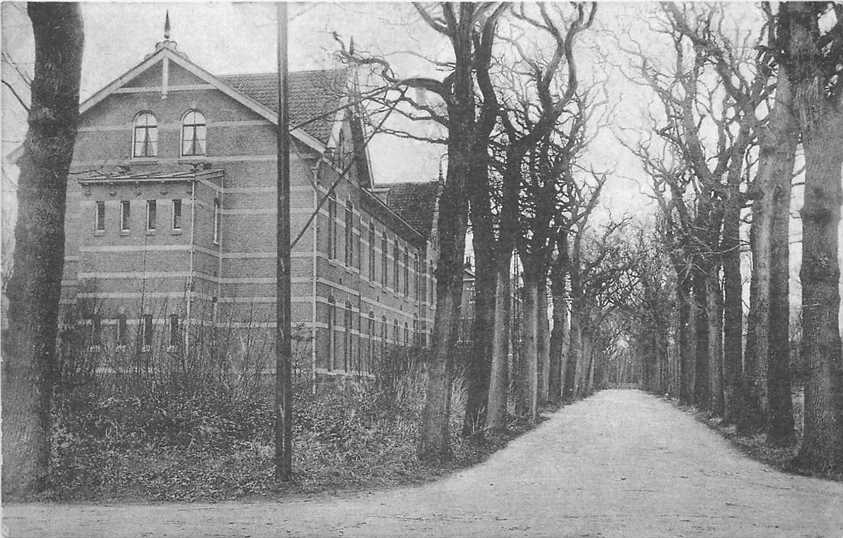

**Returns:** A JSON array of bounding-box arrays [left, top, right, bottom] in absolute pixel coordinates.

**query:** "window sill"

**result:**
[[141, 345, 151, 353], [93, 230, 105, 237], [116, 344, 129, 352], [120, 230, 130, 236], [171, 229, 183, 235], [146, 230, 156, 236], [130, 158, 158, 165]]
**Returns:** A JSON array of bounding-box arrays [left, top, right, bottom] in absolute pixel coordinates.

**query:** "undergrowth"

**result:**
[[32, 346, 536, 503]]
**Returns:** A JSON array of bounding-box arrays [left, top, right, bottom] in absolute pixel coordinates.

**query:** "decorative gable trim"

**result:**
[[78, 46, 326, 154]]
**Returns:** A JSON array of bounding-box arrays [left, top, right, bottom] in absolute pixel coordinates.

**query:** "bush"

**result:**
[[42, 345, 509, 502]]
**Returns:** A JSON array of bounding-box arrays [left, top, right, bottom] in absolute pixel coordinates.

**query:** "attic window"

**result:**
[[133, 112, 158, 158], [181, 110, 206, 156]]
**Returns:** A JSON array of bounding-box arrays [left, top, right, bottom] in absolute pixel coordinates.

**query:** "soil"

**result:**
[[4, 390, 842, 537]]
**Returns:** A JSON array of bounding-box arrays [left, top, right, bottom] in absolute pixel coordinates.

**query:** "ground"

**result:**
[[4, 390, 842, 537]]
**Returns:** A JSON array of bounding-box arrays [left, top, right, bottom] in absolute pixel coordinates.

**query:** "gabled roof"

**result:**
[[77, 42, 345, 153], [219, 69, 347, 144], [385, 181, 441, 239]]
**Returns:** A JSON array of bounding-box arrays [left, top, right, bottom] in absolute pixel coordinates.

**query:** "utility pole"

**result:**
[[275, 1, 292, 482]]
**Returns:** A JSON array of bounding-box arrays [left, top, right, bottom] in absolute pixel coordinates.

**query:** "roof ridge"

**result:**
[[219, 67, 348, 77]]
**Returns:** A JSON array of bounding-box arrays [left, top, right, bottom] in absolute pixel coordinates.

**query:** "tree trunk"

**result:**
[[722, 178, 743, 424], [519, 272, 540, 422], [484, 255, 512, 432], [765, 53, 799, 447], [419, 36, 475, 458], [677, 276, 695, 405], [580, 326, 593, 396], [538, 277, 550, 404], [463, 243, 494, 435], [2, 3, 84, 497], [766, 160, 796, 444], [693, 269, 711, 410], [549, 282, 568, 405], [788, 1, 843, 473], [707, 276, 725, 416]]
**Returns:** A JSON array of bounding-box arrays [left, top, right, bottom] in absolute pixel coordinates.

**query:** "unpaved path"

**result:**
[[5, 390, 842, 537]]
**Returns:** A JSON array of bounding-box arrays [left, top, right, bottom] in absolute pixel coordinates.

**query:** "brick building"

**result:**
[[59, 32, 445, 380]]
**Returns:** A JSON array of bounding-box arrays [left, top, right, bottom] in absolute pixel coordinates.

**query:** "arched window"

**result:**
[[327, 297, 336, 371], [181, 110, 207, 156], [368, 222, 376, 280], [404, 321, 409, 347], [393, 319, 399, 344], [133, 112, 158, 158]]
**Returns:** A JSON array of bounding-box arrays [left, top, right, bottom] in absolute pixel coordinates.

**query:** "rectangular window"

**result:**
[[142, 314, 153, 349], [172, 199, 182, 230], [90, 315, 101, 347], [403, 249, 409, 296], [344, 202, 353, 266], [120, 200, 131, 232], [169, 314, 179, 348], [356, 224, 362, 271], [327, 300, 336, 371], [368, 223, 376, 280], [393, 240, 399, 290], [344, 305, 352, 371], [95, 201, 105, 232], [381, 233, 388, 287], [367, 314, 375, 373], [116, 315, 128, 346], [393, 319, 399, 344], [146, 200, 157, 231], [328, 194, 337, 259], [213, 198, 220, 245], [415, 254, 421, 302], [430, 261, 435, 305]]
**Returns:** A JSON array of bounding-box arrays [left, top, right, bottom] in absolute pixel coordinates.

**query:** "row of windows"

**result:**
[[132, 110, 206, 158], [94, 198, 220, 244], [85, 314, 180, 350], [325, 299, 425, 372], [95, 199, 183, 233], [328, 193, 428, 302]]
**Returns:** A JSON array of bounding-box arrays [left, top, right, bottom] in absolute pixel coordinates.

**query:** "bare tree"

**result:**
[[338, 2, 507, 461], [2, 3, 84, 496]]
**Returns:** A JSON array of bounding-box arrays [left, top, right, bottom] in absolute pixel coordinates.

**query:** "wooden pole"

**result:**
[[275, 1, 292, 482]]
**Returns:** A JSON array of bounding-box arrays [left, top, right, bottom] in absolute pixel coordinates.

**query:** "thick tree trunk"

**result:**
[[485, 256, 512, 432], [519, 273, 540, 421], [463, 243, 494, 435], [722, 183, 743, 424], [788, 1, 843, 472], [677, 276, 695, 405], [419, 46, 474, 460], [538, 278, 550, 404], [707, 276, 725, 416], [744, 64, 798, 437], [794, 113, 843, 470], [1, 3, 84, 497], [766, 160, 796, 444], [765, 56, 799, 447], [549, 285, 568, 405], [693, 269, 711, 410], [580, 327, 593, 396]]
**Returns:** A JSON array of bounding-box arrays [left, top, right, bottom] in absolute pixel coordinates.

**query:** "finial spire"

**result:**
[[164, 10, 171, 40]]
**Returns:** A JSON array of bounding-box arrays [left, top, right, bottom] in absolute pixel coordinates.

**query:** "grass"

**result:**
[[667, 389, 843, 483]]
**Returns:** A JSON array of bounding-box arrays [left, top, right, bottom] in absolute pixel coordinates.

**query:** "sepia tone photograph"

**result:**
[[1, 1, 842, 536]]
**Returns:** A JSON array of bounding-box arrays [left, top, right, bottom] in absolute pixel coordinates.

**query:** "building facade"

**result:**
[[59, 35, 444, 380]]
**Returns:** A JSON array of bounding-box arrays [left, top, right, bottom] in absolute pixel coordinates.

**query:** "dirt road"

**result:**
[[5, 390, 842, 537]]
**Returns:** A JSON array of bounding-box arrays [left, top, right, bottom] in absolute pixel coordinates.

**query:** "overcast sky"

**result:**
[[1, 2, 663, 215]]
